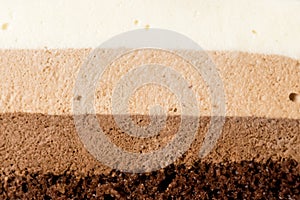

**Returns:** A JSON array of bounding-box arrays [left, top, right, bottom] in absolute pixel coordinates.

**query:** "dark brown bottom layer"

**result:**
[[0, 159, 299, 199], [0, 113, 299, 199]]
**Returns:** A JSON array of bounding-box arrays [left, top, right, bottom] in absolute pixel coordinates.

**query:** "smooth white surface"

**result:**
[[0, 0, 300, 58]]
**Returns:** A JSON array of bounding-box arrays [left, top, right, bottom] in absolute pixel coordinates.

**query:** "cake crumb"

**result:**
[[252, 30, 257, 34], [145, 24, 150, 30], [1, 23, 8, 30]]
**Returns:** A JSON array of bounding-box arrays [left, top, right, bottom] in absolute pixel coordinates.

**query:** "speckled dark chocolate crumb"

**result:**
[[0, 159, 299, 199]]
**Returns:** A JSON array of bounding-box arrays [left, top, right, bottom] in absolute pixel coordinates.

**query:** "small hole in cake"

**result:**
[[75, 95, 82, 101], [289, 93, 300, 103]]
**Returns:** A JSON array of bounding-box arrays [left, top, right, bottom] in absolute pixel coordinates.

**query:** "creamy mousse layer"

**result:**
[[1, 0, 300, 58]]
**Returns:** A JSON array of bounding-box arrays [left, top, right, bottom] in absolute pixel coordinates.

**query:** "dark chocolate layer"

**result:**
[[0, 113, 299, 199], [0, 159, 299, 199]]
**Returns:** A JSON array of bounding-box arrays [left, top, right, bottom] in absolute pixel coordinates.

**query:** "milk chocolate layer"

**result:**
[[1, 49, 299, 119]]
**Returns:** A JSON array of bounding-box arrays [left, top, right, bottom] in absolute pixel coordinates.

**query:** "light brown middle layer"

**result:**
[[0, 49, 299, 118]]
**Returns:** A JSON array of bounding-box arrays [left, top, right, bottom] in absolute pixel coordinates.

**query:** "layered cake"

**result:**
[[0, 0, 299, 199]]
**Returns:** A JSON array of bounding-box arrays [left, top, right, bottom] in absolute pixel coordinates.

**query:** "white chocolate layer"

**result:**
[[0, 0, 300, 58]]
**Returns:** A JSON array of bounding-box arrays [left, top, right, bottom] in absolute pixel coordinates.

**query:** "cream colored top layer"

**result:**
[[1, 0, 300, 58]]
